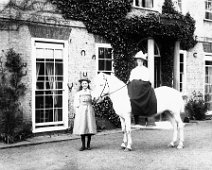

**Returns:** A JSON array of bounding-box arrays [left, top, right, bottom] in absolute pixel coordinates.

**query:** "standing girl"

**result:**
[[73, 77, 97, 151]]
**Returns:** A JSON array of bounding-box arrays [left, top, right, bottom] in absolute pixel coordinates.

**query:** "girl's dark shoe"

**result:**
[[87, 147, 91, 150], [79, 146, 86, 151], [80, 135, 86, 151]]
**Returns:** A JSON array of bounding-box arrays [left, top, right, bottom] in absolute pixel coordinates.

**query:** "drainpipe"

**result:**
[[173, 41, 180, 90]]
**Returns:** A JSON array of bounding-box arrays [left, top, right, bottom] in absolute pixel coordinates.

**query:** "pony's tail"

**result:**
[[180, 95, 186, 114]]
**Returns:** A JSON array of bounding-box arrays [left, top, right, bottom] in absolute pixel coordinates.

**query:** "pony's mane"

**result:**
[[106, 74, 126, 87]]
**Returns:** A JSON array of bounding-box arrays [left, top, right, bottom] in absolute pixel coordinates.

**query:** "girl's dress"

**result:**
[[73, 89, 97, 135]]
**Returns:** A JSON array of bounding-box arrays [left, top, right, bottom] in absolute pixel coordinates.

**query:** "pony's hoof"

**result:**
[[121, 146, 126, 150], [168, 142, 175, 148], [177, 144, 184, 149], [124, 148, 132, 152], [121, 143, 126, 150]]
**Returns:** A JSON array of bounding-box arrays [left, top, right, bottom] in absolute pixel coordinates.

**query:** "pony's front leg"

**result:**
[[120, 117, 127, 149], [124, 113, 132, 151]]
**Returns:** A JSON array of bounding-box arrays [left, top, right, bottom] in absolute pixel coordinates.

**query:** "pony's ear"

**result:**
[[102, 73, 107, 80]]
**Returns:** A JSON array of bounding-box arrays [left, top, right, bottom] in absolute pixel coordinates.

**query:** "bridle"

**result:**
[[98, 75, 128, 100], [98, 77, 110, 99]]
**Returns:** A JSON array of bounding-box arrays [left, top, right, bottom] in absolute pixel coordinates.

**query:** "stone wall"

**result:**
[[0, 0, 97, 123]]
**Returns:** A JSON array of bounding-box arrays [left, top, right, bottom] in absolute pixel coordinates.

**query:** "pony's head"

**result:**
[[93, 73, 110, 102]]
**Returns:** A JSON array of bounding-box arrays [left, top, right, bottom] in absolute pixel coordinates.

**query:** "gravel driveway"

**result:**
[[0, 120, 212, 170]]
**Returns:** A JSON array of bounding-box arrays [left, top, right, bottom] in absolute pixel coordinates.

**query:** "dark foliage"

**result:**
[[0, 49, 30, 144], [50, 0, 196, 86], [185, 91, 207, 120], [92, 97, 121, 128]]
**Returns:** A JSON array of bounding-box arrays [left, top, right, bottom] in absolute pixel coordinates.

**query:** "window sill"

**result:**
[[204, 19, 212, 22], [131, 6, 159, 12]]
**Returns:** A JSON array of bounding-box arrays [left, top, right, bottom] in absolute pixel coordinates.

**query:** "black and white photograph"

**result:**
[[0, 0, 212, 169]]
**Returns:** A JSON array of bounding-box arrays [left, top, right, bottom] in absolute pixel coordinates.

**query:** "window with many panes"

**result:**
[[179, 52, 185, 92], [35, 42, 65, 128], [96, 43, 113, 74], [176, 50, 186, 93], [205, 58, 212, 110], [205, 0, 212, 20], [132, 0, 154, 8]]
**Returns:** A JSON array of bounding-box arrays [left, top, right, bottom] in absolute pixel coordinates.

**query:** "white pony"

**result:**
[[93, 73, 185, 151]]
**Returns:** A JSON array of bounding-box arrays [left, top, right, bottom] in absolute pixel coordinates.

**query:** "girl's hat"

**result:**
[[79, 78, 91, 83], [134, 51, 147, 60]]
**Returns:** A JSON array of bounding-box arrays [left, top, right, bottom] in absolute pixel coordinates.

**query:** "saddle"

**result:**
[[127, 80, 157, 117]]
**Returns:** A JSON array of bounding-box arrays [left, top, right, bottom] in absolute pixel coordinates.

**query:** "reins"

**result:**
[[99, 77, 128, 98]]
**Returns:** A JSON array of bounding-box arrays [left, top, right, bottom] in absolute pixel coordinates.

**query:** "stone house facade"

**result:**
[[0, 0, 212, 133]]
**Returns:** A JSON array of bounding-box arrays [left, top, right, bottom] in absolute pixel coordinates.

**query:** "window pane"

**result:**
[[145, 0, 153, 8], [106, 60, 112, 71], [36, 110, 42, 123], [36, 82, 44, 89], [99, 48, 104, 59], [180, 63, 184, 72], [180, 74, 183, 82], [98, 60, 104, 70], [36, 48, 44, 58], [180, 54, 184, 62], [35, 95, 44, 108], [46, 109, 53, 122], [55, 49, 63, 59], [105, 48, 112, 59], [45, 49, 54, 59], [45, 95, 53, 108], [55, 82, 63, 89], [55, 63, 63, 75], [56, 95, 63, 107], [135, 0, 139, 6], [46, 67, 54, 76], [55, 109, 63, 121], [206, 61, 212, 65]]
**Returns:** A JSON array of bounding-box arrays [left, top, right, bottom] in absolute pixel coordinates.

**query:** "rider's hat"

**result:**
[[134, 51, 147, 60]]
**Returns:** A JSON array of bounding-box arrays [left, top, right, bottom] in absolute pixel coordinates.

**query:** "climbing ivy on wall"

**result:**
[[50, 0, 196, 85]]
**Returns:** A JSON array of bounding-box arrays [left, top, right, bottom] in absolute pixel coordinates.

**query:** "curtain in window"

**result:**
[[36, 63, 40, 89], [46, 63, 59, 121], [54, 64, 59, 121], [145, 0, 153, 8], [46, 63, 54, 91]]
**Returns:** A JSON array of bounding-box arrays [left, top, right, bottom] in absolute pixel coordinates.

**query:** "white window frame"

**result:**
[[31, 38, 68, 133], [178, 50, 187, 94], [205, 0, 212, 20], [95, 43, 114, 75], [172, 0, 182, 12], [204, 53, 212, 110], [132, 0, 154, 9]]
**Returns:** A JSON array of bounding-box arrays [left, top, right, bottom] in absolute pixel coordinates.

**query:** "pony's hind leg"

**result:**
[[168, 113, 178, 148], [120, 117, 127, 149], [175, 114, 184, 149], [168, 111, 184, 149]]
